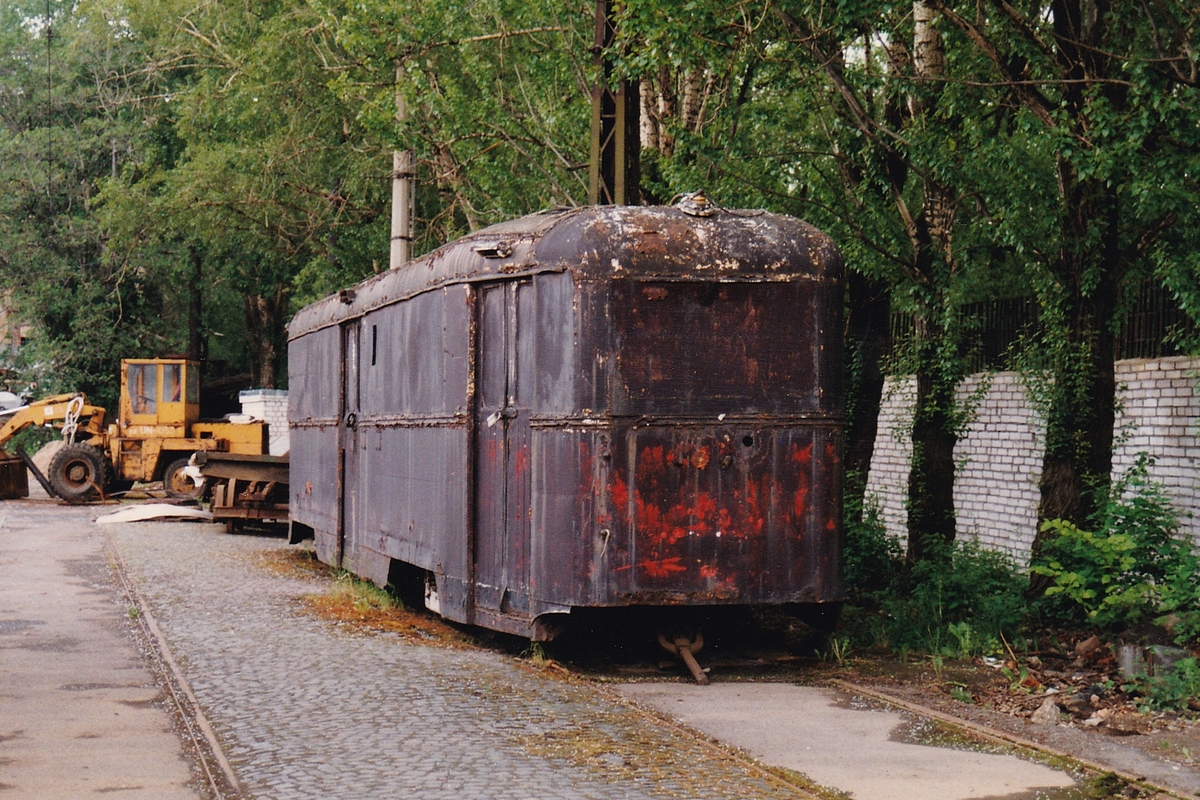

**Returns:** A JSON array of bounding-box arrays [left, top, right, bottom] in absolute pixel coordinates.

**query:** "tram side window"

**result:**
[[163, 364, 183, 403], [129, 364, 158, 415]]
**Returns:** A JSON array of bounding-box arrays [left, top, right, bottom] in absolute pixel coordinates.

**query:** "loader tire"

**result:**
[[48, 443, 111, 504], [163, 456, 203, 500]]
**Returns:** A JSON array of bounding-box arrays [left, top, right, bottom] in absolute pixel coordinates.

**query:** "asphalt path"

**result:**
[[0, 500, 202, 799]]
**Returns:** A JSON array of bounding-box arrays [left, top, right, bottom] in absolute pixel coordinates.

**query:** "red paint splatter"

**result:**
[[599, 434, 838, 595], [639, 557, 687, 578], [610, 444, 780, 585], [791, 442, 813, 524]]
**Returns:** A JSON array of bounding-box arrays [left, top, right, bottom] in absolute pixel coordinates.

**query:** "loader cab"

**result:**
[[120, 359, 200, 434]]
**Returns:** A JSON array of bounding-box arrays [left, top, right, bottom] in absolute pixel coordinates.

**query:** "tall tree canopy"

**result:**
[[0, 0, 1196, 559]]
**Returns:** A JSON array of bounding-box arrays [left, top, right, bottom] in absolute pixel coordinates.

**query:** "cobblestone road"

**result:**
[[106, 520, 809, 800]]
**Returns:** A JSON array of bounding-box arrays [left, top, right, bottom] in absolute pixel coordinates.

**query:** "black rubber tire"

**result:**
[[162, 456, 203, 499], [48, 443, 111, 504]]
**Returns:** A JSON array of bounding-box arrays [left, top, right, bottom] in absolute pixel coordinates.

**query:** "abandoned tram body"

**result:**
[[288, 204, 845, 639]]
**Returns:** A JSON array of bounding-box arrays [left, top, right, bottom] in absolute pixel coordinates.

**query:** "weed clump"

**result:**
[[840, 498, 1025, 657], [1127, 656, 1200, 711], [839, 455, 1200, 715], [302, 571, 471, 647]]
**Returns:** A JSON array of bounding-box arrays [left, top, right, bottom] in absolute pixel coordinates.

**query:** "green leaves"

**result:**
[[1030, 457, 1199, 639]]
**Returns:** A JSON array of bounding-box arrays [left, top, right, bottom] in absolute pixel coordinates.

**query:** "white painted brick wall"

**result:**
[[1112, 357, 1200, 547], [239, 389, 290, 456], [864, 356, 1200, 563], [951, 373, 1043, 559], [865, 376, 915, 545]]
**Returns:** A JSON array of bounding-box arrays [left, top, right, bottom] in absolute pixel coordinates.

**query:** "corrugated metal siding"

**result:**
[[351, 286, 474, 619]]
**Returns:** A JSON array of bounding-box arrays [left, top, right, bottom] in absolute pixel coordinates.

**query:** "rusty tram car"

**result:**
[[287, 203, 844, 640]]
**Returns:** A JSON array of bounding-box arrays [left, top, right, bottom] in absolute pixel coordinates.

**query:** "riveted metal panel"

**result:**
[[602, 423, 842, 605]]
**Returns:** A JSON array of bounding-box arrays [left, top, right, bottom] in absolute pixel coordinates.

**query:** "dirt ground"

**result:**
[[834, 650, 1200, 795]]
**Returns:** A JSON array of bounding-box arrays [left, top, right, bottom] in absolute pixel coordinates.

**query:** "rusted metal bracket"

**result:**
[[15, 445, 56, 499], [658, 631, 709, 685], [235, 480, 277, 506], [85, 476, 108, 503]]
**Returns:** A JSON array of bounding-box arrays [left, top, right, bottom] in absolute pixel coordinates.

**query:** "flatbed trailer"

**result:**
[[195, 451, 289, 533]]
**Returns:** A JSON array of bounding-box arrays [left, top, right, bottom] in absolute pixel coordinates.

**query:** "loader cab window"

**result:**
[[163, 364, 183, 404], [128, 363, 158, 415]]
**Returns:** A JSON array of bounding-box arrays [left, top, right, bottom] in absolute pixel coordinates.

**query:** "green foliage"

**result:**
[[1031, 518, 1142, 627], [1000, 662, 1034, 693], [1126, 657, 1200, 712], [816, 636, 853, 665], [0, 0, 180, 406], [842, 495, 903, 600], [318, 0, 593, 246], [522, 642, 549, 666], [841, 501, 1025, 656], [1030, 456, 1200, 640], [887, 542, 1026, 656], [947, 684, 974, 704]]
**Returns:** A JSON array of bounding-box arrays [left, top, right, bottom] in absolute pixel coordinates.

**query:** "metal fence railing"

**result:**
[[887, 282, 1198, 373]]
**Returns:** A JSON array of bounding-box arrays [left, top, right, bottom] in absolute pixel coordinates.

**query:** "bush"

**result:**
[[1030, 455, 1200, 642], [841, 497, 1026, 656], [842, 494, 903, 604]]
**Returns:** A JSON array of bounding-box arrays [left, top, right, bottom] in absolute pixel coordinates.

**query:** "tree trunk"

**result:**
[[680, 68, 704, 132], [639, 77, 660, 151], [843, 270, 891, 522], [186, 245, 204, 364], [904, 1, 960, 561], [656, 65, 677, 157], [1036, 309, 1117, 524], [906, 311, 959, 561], [1032, 176, 1120, 555], [243, 284, 286, 388]]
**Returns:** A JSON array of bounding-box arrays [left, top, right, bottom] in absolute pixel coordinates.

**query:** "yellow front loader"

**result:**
[[0, 359, 268, 503]]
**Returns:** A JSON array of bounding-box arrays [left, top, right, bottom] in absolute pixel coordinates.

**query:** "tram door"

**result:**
[[474, 281, 532, 617], [338, 320, 362, 568]]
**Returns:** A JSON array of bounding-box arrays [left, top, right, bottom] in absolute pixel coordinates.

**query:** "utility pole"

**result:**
[[588, 0, 640, 205], [390, 61, 414, 269]]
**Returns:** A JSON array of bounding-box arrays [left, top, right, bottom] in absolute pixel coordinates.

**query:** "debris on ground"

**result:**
[[96, 504, 213, 524], [1030, 696, 1061, 725]]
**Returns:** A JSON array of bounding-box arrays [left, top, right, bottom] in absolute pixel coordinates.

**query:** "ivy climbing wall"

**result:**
[[864, 356, 1200, 563]]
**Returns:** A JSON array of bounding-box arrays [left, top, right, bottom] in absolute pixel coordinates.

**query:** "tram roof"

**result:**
[[287, 204, 841, 339]]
